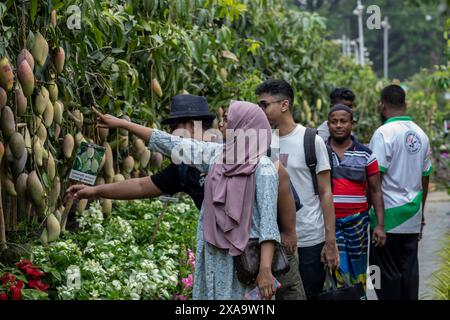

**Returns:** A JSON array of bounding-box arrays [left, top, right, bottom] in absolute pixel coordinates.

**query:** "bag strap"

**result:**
[[304, 128, 319, 195], [323, 266, 338, 292]]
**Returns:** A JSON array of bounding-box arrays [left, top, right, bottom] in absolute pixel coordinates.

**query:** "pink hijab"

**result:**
[[203, 101, 272, 256]]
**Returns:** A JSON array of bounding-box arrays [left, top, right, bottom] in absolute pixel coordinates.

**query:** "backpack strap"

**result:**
[[304, 128, 319, 195]]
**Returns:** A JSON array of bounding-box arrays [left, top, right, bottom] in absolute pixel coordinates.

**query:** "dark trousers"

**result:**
[[298, 242, 326, 299], [369, 233, 419, 300], [276, 246, 306, 300]]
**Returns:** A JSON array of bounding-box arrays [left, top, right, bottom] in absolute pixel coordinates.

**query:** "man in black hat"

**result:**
[[68, 94, 306, 299], [67, 94, 217, 210]]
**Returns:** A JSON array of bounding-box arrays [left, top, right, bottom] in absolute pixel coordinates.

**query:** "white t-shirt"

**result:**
[[317, 120, 330, 141], [271, 125, 331, 247], [369, 116, 432, 233]]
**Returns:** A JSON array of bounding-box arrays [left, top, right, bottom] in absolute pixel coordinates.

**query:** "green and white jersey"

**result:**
[[369, 116, 432, 233]]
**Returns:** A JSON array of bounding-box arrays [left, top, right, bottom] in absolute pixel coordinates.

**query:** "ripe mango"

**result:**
[[10, 132, 25, 159], [14, 88, 28, 116], [17, 60, 34, 97], [122, 155, 134, 173], [27, 170, 45, 207], [0, 87, 6, 109], [48, 81, 58, 102], [63, 133, 74, 158], [1, 106, 15, 139], [53, 100, 64, 125], [17, 49, 35, 71], [33, 137, 43, 166], [43, 100, 54, 127], [31, 32, 49, 66], [151, 78, 163, 97], [0, 58, 14, 91], [53, 47, 65, 74], [46, 213, 61, 242], [35, 87, 49, 115]]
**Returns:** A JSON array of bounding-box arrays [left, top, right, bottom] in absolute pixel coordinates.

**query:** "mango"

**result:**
[[122, 155, 134, 173], [24, 126, 31, 155], [0, 58, 14, 91], [17, 49, 35, 71], [103, 142, 114, 178], [46, 213, 61, 242], [140, 149, 151, 168], [43, 100, 54, 127], [37, 123, 47, 144], [2, 176, 17, 196], [75, 131, 84, 147], [33, 137, 43, 166], [63, 134, 74, 159], [219, 67, 228, 82], [48, 177, 60, 208], [53, 100, 64, 125], [1, 106, 15, 139], [0, 87, 6, 109], [133, 138, 146, 157], [35, 87, 49, 115], [98, 127, 109, 143], [151, 78, 163, 97], [96, 177, 105, 186], [151, 152, 163, 168], [48, 81, 58, 102], [40, 229, 48, 246], [51, 10, 57, 27], [101, 199, 112, 217], [12, 151, 27, 176], [16, 173, 28, 197], [47, 153, 56, 180], [54, 124, 61, 139], [113, 173, 125, 183], [17, 60, 34, 97], [71, 109, 83, 131], [10, 132, 25, 159], [77, 199, 88, 214], [53, 47, 65, 74], [31, 32, 49, 66], [14, 88, 28, 116], [0, 141, 4, 162], [27, 171, 45, 207]]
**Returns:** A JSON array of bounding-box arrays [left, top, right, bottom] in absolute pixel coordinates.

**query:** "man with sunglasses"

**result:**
[[317, 88, 356, 141], [255, 79, 339, 299]]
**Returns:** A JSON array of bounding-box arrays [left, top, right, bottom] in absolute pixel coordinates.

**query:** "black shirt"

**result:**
[[151, 162, 303, 213], [151, 163, 206, 210]]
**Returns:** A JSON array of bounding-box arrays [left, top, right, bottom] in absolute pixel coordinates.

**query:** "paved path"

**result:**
[[367, 191, 450, 300], [418, 191, 450, 299]]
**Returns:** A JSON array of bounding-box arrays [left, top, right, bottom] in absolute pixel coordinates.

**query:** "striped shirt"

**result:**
[[327, 137, 380, 218]]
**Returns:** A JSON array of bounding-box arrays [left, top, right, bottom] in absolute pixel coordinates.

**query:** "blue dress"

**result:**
[[149, 129, 280, 299]]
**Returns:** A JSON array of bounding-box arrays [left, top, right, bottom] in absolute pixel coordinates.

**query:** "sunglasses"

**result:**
[[257, 99, 285, 109]]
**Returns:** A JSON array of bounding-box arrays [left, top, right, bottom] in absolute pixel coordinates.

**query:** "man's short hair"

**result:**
[[328, 104, 353, 121], [330, 88, 356, 105], [255, 79, 294, 114], [381, 85, 406, 108]]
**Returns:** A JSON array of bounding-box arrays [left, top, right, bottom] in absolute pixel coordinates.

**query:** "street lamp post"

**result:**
[[353, 0, 365, 66], [381, 16, 391, 79]]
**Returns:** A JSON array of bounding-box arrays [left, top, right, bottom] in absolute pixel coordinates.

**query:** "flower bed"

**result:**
[[24, 198, 198, 300]]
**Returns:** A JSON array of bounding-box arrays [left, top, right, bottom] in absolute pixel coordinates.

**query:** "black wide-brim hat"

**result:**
[[161, 94, 216, 125]]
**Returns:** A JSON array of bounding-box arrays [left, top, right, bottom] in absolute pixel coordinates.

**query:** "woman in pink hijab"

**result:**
[[94, 101, 281, 299]]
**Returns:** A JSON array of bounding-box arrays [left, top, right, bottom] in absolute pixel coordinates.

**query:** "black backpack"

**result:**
[[304, 128, 334, 195]]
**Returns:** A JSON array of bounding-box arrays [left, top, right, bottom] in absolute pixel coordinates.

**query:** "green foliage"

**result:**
[[0, 0, 382, 132], [427, 234, 450, 300]]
